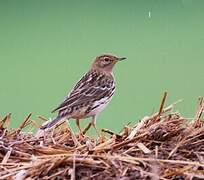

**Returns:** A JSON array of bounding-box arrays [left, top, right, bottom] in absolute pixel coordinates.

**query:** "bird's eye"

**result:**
[[104, 58, 109, 62]]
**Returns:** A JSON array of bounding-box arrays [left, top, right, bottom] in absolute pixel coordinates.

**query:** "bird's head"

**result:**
[[91, 54, 126, 73]]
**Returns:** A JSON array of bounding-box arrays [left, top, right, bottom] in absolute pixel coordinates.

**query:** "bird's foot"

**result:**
[[78, 130, 85, 140]]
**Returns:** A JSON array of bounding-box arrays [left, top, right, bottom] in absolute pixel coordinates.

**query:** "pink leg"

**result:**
[[92, 115, 100, 137], [76, 119, 83, 135]]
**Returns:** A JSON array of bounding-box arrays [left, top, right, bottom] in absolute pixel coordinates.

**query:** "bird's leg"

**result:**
[[91, 115, 100, 137], [76, 119, 83, 137]]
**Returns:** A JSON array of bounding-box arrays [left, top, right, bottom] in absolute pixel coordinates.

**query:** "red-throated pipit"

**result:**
[[40, 54, 126, 135]]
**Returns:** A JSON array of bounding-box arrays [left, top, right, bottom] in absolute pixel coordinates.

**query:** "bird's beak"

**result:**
[[117, 57, 127, 61]]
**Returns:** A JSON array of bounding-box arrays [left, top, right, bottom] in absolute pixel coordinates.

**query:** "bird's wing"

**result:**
[[52, 70, 115, 114]]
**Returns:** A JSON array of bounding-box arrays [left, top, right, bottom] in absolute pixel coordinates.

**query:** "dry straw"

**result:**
[[0, 93, 204, 179]]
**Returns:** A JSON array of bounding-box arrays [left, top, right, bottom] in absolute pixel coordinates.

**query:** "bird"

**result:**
[[40, 54, 126, 135]]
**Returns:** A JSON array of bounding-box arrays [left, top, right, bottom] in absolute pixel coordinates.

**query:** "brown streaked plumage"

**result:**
[[40, 54, 126, 135]]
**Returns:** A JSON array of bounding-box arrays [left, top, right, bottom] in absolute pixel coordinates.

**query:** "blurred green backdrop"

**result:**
[[0, 0, 203, 131]]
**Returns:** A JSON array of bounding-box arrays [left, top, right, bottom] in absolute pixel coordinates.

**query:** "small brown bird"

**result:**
[[40, 54, 126, 134]]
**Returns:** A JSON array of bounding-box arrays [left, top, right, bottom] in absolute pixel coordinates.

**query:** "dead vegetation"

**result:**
[[0, 93, 204, 180]]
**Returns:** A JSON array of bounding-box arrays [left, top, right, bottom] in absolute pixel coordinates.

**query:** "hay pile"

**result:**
[[0, 94, 204, 180]]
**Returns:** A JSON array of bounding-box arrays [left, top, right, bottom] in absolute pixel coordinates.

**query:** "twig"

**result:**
[[0, 113, 11, 128], [158, 92, 168, 118], [71, 152, 76, 180], [101, 128, 122, 139], [82, 122, 92, 135]]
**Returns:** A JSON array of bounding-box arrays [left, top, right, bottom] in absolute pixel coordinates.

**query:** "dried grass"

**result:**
[[0, 93, 204, 180]]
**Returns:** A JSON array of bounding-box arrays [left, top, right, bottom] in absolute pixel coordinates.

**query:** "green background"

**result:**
[[0, 0, 203, 132]]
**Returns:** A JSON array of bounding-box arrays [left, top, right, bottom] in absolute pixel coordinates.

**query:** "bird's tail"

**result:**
[[40, 116, 66, 130]]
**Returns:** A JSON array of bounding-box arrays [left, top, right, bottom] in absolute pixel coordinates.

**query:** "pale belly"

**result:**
[[86, 95, 113, 118]]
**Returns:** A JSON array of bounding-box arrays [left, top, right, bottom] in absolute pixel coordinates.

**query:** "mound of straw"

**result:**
[[0, 93, 204, 180]]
